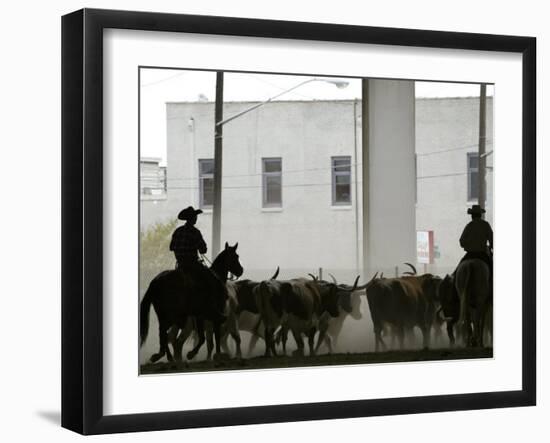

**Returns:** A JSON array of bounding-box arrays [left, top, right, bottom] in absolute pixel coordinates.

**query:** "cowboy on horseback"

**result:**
[[170, 206, 225, 320], [454, 204, 493, 347], [170, 206, 208, 272], [459, 204, 493, 277]]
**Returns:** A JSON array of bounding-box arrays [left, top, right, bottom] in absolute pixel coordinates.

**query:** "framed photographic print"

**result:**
[[61, 8, 536, 435]]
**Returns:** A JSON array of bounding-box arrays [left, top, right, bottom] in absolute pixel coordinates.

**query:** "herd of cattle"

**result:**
[[141, 260, 493, 364]]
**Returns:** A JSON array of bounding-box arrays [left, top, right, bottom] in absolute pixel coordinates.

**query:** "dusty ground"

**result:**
[[140, 347, 493, 374]]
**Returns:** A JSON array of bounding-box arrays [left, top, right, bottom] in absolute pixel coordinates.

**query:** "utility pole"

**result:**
[[361, 79, 370, 277], [478, 83, 487, 215], [212, 72, 224, 256], [353, 99, 360, 274]]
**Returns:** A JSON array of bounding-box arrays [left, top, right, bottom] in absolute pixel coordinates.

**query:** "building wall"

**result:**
[[415, 96, 494, 274], [141, 96, 493, 279], [162, 100, 362, 279]]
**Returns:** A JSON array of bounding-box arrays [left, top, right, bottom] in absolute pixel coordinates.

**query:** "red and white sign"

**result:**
[[417, 230, 434, 264]]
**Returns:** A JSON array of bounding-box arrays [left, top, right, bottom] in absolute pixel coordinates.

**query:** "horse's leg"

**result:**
[[174, 319, 192, 361], [151, 320, 170, 363], [187, 319, 206, 360], [205, 322, 214, 360], [167, 326, 178, 358], [213, 320, 222, 358]]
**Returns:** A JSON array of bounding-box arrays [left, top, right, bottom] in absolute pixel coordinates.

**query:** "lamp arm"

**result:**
[[216, 78, 316, 127]]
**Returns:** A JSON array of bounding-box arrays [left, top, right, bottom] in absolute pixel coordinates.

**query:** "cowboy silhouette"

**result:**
[[170, 206, 207, 271], [459, 204, 493, 273], [170, 206, 224, 319]]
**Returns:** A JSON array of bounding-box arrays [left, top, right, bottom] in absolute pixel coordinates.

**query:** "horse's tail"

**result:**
[[140, 284, 155, 347]]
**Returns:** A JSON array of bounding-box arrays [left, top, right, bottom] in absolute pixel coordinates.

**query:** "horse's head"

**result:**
[[221, 242, 244, 278]]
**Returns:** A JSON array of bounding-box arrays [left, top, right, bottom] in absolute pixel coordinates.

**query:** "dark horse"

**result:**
[[140, 242, 244, 362], [455, 258, 491, 347]]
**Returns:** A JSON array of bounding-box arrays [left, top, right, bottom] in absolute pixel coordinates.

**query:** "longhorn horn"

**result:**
[[307, 273, 318, 282], [350, 275, 360, 291], [403, 271, 415, 276], [328, 273, 338, 284], [270, 266, 280, 280], [380, 272, 384, 279], [404, 262, 417, 275], [355, 272, 378, 290]]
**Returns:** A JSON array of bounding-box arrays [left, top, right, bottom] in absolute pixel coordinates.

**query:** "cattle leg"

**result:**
[[291, 330, 305, 357], [420, 325, 430, 350], [314, 329, 326, 354], [247, 334, 259, 356], [373, 323, 386, 352], [269, 328, 278, 357], [396, 325, 405, 350], [227, 322, 241, 358], [307, 327, 316, 356], [446, 321, 456, 347], [280, 327, 288, 356], [221, 333, 232, 355], [264, 326, 276, 357], [187, 319, 206, 360]]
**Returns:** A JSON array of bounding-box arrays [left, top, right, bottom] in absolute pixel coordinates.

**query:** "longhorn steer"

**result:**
[[314, 274, 377, 353], [366, 273, 440, 351], [436, 273, 460, 346]]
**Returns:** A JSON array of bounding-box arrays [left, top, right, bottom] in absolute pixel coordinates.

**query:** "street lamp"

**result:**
[[211, 76, 349, 256], [216, 78, 350, 127]]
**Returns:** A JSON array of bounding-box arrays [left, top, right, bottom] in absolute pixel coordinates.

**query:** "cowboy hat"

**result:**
[[178, 206, 203, 220], [467, 204, 486, 215]]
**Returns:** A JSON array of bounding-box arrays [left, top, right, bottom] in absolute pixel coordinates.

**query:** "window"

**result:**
[[332, 156, 352, 205], [262, 158, 282, 208], [467, 152, 479, 201], [199, 159, 214, 209]]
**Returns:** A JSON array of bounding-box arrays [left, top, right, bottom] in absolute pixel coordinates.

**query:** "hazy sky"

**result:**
[[140, 68, 493, 164]]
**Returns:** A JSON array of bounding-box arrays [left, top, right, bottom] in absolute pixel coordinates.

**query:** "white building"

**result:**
[[141, 93, 493, 280]]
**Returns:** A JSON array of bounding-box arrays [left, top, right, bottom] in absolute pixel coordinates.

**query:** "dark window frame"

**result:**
[[467, 152, 479, 202], [198, 158, 214, 209], [262, 157, 282, 208], [331, 156, 352, 206]]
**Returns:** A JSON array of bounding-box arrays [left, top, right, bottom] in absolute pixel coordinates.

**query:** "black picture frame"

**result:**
[[61, 8, 536, 435]]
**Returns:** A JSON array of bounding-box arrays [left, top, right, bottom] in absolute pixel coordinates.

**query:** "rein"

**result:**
[[204, 252, 238, 282]]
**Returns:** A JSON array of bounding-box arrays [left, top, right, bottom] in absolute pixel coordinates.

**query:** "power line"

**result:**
[[141, 72, 187, 88], [416, 141, 493, 157], [166, 162, 361, 182]]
